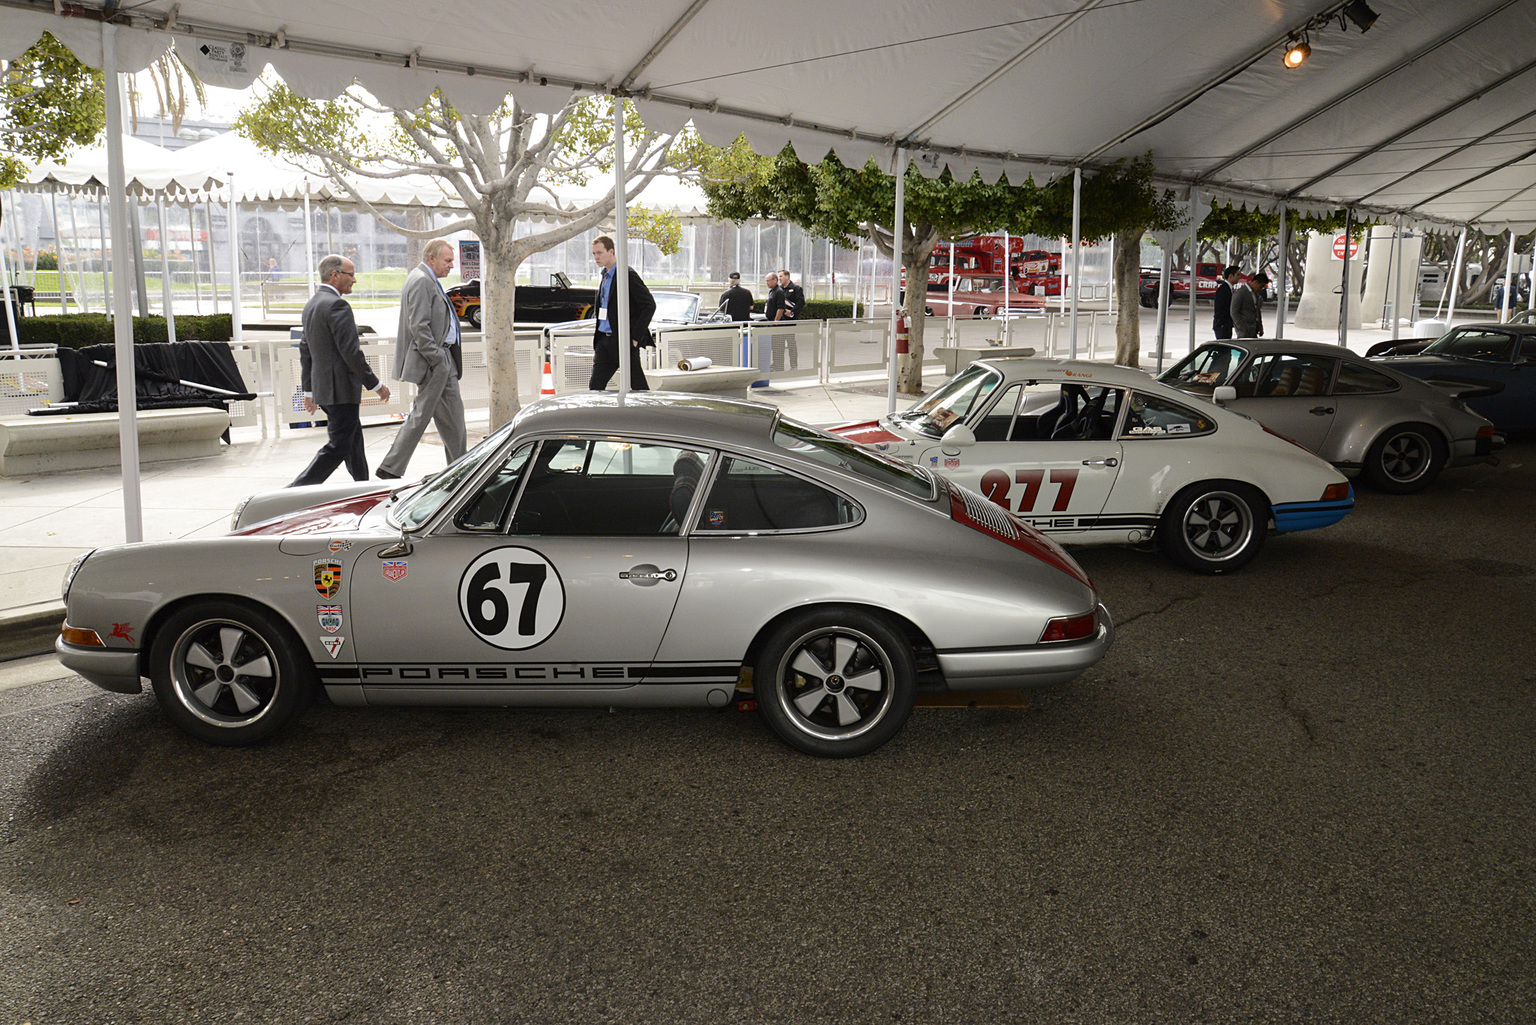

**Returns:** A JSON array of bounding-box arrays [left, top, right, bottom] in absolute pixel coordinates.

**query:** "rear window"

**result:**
[[1424, 329, 1516, 362], [1121, 392, 1215, 439]]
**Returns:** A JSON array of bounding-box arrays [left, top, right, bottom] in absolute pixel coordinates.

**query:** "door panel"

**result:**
[[918, 441, 1123, 534]]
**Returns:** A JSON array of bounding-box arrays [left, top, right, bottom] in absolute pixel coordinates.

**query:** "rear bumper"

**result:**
[[1451, 433, 1504, 466], [1272, 488, 1355, 534], [56, 636, 142, 694], [935, 604, 1114, 691]]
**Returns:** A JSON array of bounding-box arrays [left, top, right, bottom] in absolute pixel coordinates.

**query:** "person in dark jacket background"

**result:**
[[721, 271, 754, 321], [589, 234, 656, 391], [1212, 266, 1240, 339]]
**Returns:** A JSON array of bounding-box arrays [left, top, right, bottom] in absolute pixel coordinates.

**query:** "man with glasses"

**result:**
[[378, 238, 468, 478], [290, 254, 390, 486]]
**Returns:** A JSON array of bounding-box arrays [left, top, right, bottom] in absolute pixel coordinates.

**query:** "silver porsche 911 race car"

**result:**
[[57, 393, 1114, 757]]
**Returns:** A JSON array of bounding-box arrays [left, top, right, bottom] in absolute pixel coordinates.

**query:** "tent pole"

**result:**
[[947, 235, 955, 345], [1186, 194, 1198, 359], [1154, 244, 1171, 374], [888, 147, 905, 414], [68, 188, 88, 313], [851, 234, 861, 319], [51, 186, 69, 314], [1339, 208, 1354, 347], [129, 199, 149, 317], [1068, 167, 1081, 358], [189, 203, 202, 314], [97, 192, 111, 312], [157, 200, 177, 343], [613, 97, 631, 398], [103, 26, 143, 544], [204, 199, 218, 315], [303, 184, 316, 296], [1274, 204, 1288, 339], [1529, 232, 1536, 313], [0, 214, 17, 352], [228, 175, 243, 341], [1391, 217, 1405, 340], [1446, 226, 1467, 326], [1501, 228, 1516, 322], [1003, 229, 1010, 315]]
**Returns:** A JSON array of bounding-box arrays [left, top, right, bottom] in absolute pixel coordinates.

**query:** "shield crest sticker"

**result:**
[[314, 560, 342, 598], [317, 605, 343, 632]]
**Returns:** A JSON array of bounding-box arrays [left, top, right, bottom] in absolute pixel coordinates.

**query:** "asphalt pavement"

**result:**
[[1, 441, 1531, 1023]]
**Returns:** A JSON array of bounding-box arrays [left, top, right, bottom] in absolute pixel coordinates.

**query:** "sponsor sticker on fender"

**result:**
[[329, 539, 353, 552], [317, 605, 342, 632], [320, 636, 345, 659], [314, 560, 342, 598], [111, 622, 135, 644], [382, 561, 408, 582]]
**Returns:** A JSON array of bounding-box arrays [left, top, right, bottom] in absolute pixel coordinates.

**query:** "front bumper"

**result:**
[[1272, 487, 1355, 534], [56, 636, 142, 694], [935, 603, 1114, 691]]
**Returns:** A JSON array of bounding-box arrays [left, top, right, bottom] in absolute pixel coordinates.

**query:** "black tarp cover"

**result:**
[[46, 342, 255, 414]]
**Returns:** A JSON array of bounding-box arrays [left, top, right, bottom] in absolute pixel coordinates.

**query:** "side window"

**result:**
[[973, 384, 1023, 441], [1241, 354, 1336, 398], [1121, 392, 1215, 439], [1042, 385, 1123, 441], [696, 457, 859, 532], [456, 442, 535, 531], [1333, 363, 1399, 395], [507, 439, 710, 536]]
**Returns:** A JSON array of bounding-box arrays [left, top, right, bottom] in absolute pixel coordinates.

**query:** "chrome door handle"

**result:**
[[1309, 406, 1335, 415], [619, 565, 677, 586], [1082, 457, 1118, 467]]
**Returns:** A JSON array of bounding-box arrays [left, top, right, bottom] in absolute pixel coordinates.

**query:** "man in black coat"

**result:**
[[1212, 266, 1240, 339], [589, 234, 656, 390], [721, 271, 754, 321], [290, 254, 390, 487]]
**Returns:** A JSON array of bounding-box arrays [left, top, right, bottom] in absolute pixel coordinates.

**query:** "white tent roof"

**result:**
[[23, 133, 225, 196], [1, 0, 1534, 231]]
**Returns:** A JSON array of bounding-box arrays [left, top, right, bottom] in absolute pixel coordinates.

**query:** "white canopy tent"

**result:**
[[25, 132, 225, 196], [4, 0, 1536, 540]]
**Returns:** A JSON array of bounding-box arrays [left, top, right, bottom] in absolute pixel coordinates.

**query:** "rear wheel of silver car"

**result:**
[[1160, 481, 1267, 575], [754, 609, 916, 758], [1363, 423, 1445, 494], [150, 601, 314, 746]]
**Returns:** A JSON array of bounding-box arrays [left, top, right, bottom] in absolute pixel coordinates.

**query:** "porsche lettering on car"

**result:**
[[57, 394, 1113, 758], [831, 359, 1354, 574]]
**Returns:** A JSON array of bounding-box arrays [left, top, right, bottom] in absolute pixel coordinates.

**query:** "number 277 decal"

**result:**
[[981, 468, 1079, 513]]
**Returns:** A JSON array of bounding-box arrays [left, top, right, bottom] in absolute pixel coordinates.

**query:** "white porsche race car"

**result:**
[[830, 358, 1354, 573]]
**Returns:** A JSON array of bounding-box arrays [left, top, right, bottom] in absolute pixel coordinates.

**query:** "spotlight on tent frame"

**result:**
[[1283, 35, 1311, 69], [1342, 0, 1379, 32]]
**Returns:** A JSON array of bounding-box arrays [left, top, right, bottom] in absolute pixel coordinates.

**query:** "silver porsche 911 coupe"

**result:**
[[57, 393, 1113, 757]]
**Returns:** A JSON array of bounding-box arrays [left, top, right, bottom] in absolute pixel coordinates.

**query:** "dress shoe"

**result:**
[[377, 469, 400, 480]]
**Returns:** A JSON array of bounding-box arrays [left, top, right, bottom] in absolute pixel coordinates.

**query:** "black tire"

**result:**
[[467, 304, 483, 329], [754, 609, 916, 757], [973, 306, 987, 318], [148, 601, 316, 745], [1139, 292, 1157, 309], [1362, 423, 1446, 494], [1159, 481, 1268, 574]]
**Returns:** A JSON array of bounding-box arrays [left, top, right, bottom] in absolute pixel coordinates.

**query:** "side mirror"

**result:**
[[940, 423, 976, 451], [1212, 385, 1237, 404]]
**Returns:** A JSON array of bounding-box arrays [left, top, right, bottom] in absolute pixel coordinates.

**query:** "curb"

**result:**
[[1, 602, 65, 662]]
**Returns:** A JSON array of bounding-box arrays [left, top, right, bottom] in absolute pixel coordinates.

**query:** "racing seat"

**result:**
[[1295, 364, 1329, 396], [1052, 387, 1106, 440], [1265, 365, 1302, 397], [661, 452, 704, 533], [1040, 387, 1081, 440]]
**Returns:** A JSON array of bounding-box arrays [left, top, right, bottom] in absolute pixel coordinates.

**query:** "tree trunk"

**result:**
[[898, 256, 931, 394], [1113, 228, 1143, 367], [484, 238, 523, 428]]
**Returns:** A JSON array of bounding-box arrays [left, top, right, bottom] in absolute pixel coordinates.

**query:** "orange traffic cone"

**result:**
[[540, 359, 556, 396]]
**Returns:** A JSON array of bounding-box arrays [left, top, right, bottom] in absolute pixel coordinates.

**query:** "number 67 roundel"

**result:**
[[459, 547, 566, 649]]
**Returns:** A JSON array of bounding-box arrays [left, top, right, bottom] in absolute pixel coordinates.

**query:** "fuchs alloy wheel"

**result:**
[[1363, 424, 1445, 494], [467, 304, 483, 329], [149, 601, 315, 745], [754, 609, 916, 758], [1160, 481, 1267, 574]]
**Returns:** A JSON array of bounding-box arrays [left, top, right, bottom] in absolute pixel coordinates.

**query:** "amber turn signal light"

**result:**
[[60, 624, 104, 647], [1321, 483, 1351, 502]]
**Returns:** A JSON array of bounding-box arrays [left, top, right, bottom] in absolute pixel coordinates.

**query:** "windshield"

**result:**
[[653, 292, 700, 324], [389, 420, 517, 531], [1422, 327, 1517, 362], [1159, 344, 1248, 393], [900, 364, 1002, 436], [773, 419, 935, 501]]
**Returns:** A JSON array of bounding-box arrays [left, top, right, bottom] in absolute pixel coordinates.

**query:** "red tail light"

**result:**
[[1476, 425, 1496, 439], [1040, 610, 1098, 644]]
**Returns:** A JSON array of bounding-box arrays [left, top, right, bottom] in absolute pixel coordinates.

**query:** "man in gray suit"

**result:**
[[377, 238, 468, 479], [1232, 271, 1267, 339], [290, 255, 390, 487]]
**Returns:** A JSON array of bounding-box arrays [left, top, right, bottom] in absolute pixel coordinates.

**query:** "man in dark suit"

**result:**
[[721, 271, 754, 321], [589, 234, 656, 390], [290, 255, 390, 487], [1212, 266, 1240, 339]]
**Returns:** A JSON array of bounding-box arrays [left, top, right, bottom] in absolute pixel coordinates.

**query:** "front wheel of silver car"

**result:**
[[149, 601, 315, 746], [754, 609, 916, 758], [1159, 481, 1268, 575], [1362, 423, 1445, 494]]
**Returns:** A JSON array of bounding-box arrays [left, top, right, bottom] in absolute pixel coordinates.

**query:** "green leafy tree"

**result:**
[[0, 33, 105, 188], [1197, 203, 1350, 300], [236, 85, 695, 424], [700, 140, 1040, 392]]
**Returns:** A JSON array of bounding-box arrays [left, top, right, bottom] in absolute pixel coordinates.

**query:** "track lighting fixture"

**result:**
[[1342, 1, 1379, 32], [1283, 35, 1311, 69]]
